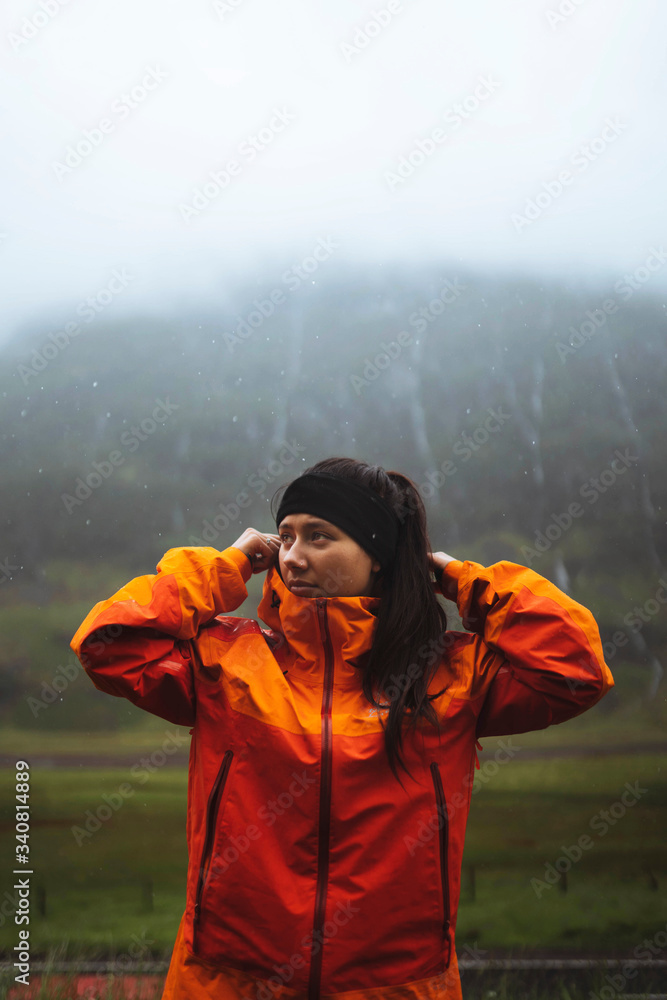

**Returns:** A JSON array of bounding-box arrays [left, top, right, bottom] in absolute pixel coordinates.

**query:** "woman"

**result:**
[[71, 457, 614, 1000]]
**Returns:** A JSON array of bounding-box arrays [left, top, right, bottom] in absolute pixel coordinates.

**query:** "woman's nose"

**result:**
[[283, 541, 307, 567]]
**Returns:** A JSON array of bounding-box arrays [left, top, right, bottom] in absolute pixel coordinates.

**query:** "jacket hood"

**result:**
[[257, 564, 380, 683]]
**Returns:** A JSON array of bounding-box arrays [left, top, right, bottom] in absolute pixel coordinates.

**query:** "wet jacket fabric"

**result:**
[[70, 546, 614, 1000]]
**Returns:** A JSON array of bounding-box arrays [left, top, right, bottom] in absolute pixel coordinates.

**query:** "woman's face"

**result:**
[[277, 513, 381, 598]]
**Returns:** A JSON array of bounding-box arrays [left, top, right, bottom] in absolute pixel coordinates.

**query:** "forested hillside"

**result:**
[[1, 261, 665, 730]]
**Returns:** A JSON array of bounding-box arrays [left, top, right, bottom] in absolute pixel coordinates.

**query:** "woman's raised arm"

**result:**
[[431, 555, 615, 737], [70, 545, 256, 726]]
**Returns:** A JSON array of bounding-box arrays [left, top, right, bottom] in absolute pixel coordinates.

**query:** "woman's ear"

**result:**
[[372, 560, 381, 574]]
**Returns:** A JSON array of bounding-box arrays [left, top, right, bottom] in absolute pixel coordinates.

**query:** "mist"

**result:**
[[1, 0, 666, 339]]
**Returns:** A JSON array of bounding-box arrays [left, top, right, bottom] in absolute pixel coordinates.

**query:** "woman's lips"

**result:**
[[288, 580, 319, 594]]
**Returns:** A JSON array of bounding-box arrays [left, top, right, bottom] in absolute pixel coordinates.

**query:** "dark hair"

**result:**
[[271, 457, 448, 787]]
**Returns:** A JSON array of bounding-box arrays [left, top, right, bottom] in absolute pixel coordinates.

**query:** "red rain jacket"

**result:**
[[71, 546, 614, 1000]]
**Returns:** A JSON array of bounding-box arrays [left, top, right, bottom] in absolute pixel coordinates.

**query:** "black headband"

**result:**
[[275, 472, 399, 570]]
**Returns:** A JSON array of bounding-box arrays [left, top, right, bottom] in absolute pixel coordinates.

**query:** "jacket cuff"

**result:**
[[438, 559, 463, 601], [226, 546, 254, 583]]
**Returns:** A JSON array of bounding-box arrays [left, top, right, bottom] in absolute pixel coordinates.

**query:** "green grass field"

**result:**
[[0, 750, 665, 959]]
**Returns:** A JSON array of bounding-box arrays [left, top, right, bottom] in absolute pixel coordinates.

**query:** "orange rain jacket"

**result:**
[[71, 546, 614, 1000]]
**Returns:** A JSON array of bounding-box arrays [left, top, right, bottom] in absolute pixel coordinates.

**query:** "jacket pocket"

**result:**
[[193, 749, 234, 952], [429, 761, 452, 969]]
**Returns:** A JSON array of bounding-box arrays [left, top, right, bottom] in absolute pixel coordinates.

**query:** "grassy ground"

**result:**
[[0, 718, 191, 756], [0, 752, 665, 958]]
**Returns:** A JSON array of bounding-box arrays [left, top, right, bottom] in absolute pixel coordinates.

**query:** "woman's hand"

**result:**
[[427, 551, 457, 575], [232, 528, 281, 574], [427, 550, 458, 597]]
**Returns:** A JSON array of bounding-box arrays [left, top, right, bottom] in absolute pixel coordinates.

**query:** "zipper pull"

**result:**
[[474, 739, 483, 771]]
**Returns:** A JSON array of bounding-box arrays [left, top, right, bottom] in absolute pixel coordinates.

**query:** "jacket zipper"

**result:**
[[307, 600, 335, 1000], [193, 748, 234, 953], [429, 761, 452, 970]]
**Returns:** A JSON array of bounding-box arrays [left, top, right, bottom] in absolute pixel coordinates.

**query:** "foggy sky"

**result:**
[[1, 0, 666, 342]]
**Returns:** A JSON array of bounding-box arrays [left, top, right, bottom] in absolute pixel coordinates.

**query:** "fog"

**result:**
[[1, 0, 666, 340], [2, 4, 666, 979]]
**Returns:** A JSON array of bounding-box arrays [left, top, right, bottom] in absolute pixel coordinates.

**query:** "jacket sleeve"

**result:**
[[438, 558, 614, 737], [70, 546, 253, 727]]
